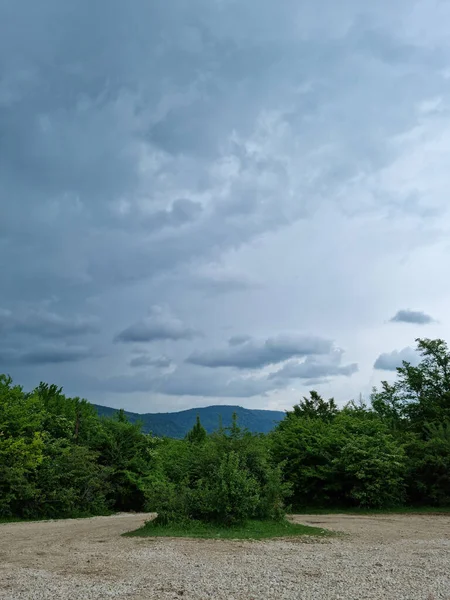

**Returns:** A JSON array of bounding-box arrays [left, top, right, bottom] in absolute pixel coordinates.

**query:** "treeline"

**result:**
[[1, 337, 449, 523]]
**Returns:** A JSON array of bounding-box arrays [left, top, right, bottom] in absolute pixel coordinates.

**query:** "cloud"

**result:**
[[2, 0, 450, 410], [0, 307, 100, 338], [88, 364, 279, 398], [115, 306, 200, 343], [177, 264, 262, 296], [187, 334, 333, 369], [228, 335, 253, 346], [374, 347, 420, 371], [390, 309, 435, 325], [128, 199, 203, 233], [189, 273, 260, 295], [2, 344, 94, 366], [129, 354, 172, 368], [269, 350, 358, 381]]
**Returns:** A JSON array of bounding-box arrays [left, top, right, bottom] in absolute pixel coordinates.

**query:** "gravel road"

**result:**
[[1, 512, 449, 599]]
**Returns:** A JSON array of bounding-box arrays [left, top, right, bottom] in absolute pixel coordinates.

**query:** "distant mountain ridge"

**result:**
[[93, 404, 285, 438]]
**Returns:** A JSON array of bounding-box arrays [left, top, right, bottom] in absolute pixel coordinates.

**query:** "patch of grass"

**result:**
[[292, 506, 450, 516], [125, 518, 331, 540]]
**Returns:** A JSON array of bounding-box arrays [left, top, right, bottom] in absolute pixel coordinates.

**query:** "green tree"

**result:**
[[334, 430, 406, 508], [0, 376, 44, 517], [372, 338, 450, 431], [185, 415, 207, 444], [94, 413, 159, 511], [287, 391, 338, 422]]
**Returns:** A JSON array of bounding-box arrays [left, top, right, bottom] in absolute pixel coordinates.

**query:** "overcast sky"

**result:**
[[1, 0, 449, 413]]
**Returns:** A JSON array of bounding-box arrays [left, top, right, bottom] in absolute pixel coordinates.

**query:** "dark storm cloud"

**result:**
[[374, 347, 420, 371], [390, 309, 435, 325], [1, 0, 448, 407], [115, 306, 200, 343], [0, 0, 430, 305], [186, 335, 333, 369]]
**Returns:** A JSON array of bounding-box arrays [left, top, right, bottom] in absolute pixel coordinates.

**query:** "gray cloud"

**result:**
[[88, 364, 278, 398], [1, 0, 450, 410], [1, 0, 435, 304], [129, 354, 172, 368], [390, 309, 435, 325], [269, 351, 358, 380], [228, 335, 253, 346], [187, 334, 333, 369], [128, 199, 203, 233], [0, 307, 99, 338], [374, 347, 420, 371], [115, 306, 200, 343], [4, 344, 94, 366]]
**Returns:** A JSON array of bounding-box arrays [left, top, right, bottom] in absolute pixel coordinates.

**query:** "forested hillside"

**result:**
[[93, 404, 284, 438], [1, 337, 449, 523]]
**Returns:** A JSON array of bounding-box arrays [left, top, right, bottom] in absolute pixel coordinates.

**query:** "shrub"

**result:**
[[148, 418, 290, 527]]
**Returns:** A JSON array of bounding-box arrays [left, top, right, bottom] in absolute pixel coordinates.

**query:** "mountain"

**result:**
[[93, 404, 285, 438]]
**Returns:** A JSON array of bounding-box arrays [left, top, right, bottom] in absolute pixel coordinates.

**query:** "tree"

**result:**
[[0, 376, 44, 517], [286, 391, 338, 423], [372, 338, 450, 432], [334, 431, 406, 508], [272, 404, 407, 509], [94, 415, 159, 511], [185, 415, 207, 444]]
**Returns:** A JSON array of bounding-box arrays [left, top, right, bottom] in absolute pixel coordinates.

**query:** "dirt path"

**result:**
[[1, 513, 449, 599]]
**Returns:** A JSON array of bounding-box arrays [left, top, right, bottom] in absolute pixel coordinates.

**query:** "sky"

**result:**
[[1, 0, 450, 413]]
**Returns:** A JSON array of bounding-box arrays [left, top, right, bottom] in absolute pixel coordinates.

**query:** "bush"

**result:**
[[189, 451, 260, 525], [148, 418, 290, 527]]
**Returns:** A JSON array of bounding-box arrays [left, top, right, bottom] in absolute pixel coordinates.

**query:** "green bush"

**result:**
[[148, 417, 290, 526]]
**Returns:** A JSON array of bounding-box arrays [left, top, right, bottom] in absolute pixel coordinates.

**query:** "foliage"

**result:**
[[286, 390, 338, 422], [1, 337, 450, 522], [0, 375, 159, 518], [147, 415, 290, 526], [371, 338, 450, 430], [273, 393, 408, 509], [0, 376, 44, 517], [185, 415, 207, 444], [334, 431, 406, 508]]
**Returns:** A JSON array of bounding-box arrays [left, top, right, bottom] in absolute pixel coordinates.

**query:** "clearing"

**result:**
[[0, 512, 449, 599]]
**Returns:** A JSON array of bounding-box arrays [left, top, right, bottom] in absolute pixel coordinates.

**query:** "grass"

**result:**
[[125, 518, 331, 540]]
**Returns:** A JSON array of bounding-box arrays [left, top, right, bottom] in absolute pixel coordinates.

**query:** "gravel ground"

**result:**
[[1, 512, 449, 599]]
